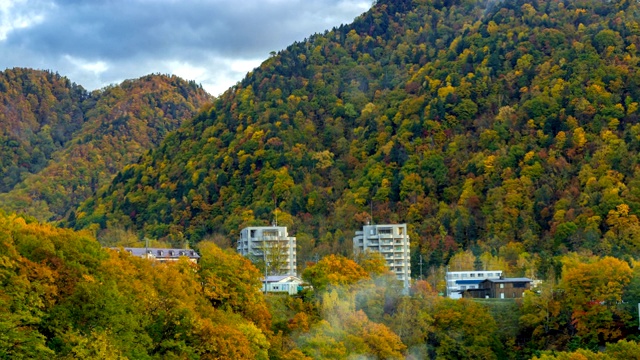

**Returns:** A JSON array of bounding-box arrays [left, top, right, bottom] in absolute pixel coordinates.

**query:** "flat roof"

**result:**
[[456, 279, 483, 285], [483, 277, 532, 283]]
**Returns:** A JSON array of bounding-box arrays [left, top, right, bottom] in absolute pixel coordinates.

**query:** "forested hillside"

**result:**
[[74, 0, 640, 270], [0, 71, 211, 222], [0, 211, 281, 359], [0, 68, 86, 192], [4, 209, 640, 358], [6, 0, 640, 357]]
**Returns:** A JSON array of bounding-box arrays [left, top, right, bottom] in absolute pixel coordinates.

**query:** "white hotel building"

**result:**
[[353, 224, 411, 289], [237, 226, 297, 276]]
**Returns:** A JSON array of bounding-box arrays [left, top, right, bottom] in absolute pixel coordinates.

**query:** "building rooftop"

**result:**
[[483, 277, 532, 283], [456, 279, 484, 285], [112, 247, 200, 259], [263, 275, 303, 283]]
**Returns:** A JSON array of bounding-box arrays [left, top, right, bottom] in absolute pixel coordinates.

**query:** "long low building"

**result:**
[[463, 277, 533, 299], [446, 270, 503, 299], [111, 247, 201, 263]]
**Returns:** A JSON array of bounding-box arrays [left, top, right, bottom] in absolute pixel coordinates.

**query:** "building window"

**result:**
[[470, 273, 475, 278], [500, 283, 504, 289]]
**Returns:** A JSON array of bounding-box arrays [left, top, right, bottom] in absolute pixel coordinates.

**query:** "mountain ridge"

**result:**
[[0, 69, 212, 222]]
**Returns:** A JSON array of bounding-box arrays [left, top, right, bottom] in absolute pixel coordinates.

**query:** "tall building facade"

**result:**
[[237, 226, 297, 276], [353, 224, 411, 288]]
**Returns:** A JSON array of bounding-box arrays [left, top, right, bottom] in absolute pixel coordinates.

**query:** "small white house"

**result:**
[[262, 275, 304, 295]]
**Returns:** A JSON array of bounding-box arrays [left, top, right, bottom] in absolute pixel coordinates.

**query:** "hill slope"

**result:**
[[0, 70, 212, 221], [73, 0, 640, 266], [0, 68, 87, 192]]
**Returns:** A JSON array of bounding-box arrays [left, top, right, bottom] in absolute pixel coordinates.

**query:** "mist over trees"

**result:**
[[4, 0, 640, 357]]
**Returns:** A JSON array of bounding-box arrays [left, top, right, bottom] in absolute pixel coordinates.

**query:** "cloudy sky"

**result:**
[[0, 0, 370, 96]]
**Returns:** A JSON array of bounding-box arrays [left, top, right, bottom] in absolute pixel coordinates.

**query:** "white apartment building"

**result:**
[[237, 226, 297, 276], [353, 224, 411, 289], [445, 270, 503, 299]]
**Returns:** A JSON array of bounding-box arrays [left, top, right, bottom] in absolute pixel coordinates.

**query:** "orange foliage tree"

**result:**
[[562, 257, 633, 343]]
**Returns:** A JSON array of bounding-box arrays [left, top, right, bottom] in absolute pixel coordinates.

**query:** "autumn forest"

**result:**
[[4, 0, 640, 358]]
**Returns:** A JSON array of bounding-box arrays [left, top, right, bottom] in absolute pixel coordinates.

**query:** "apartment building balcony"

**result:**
[[252, 236, 291, 241]]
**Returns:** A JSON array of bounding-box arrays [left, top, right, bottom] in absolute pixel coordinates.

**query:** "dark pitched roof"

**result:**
[[111, 247, 200, 259]]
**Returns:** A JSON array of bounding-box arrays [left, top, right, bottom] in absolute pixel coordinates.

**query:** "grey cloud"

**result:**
[[0, 0, 369, 94]]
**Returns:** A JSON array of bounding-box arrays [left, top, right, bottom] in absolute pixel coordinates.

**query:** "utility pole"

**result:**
[[419, 255, 424, 280], [445, 265, 449, 298], [144, 237, 150, 259]]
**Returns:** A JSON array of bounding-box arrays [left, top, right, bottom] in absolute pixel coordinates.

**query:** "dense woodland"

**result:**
[[0, 69, 86, 193], [2, 211, 640, 359], [4, 0, 640, 357], [72, 0, 640, 270], [0, 70, 211, 222]]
